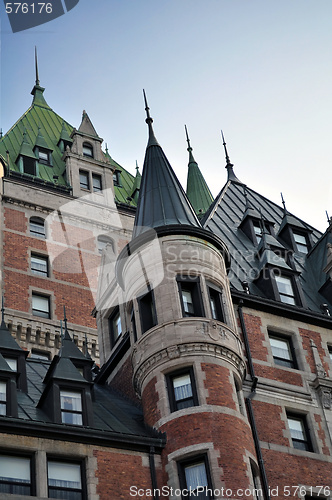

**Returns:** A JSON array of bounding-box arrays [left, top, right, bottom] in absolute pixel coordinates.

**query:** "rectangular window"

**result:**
[[109, 308, 122, 347], [23, 157, 36, 176], [3, 357, 17, 371], [30, 217, 46, 238], [31, 254, 48, 277], [293, 232, 309, 254], [113, 171, 121, 186], [48, 460, 82, 499], [138, 290, 157, 334], [253, 222, 262, 244], [167, 368, 198, 412], [0, 455, 32, 495], [60, 390, 83, 425], [79, 170, 89, 190], [0, 381, 6, 416], [32, 294, 50, 318], [269, 334, 297, 369], [38, 148, 51, 165], [275, 275, 296, 305], [208, 285, 224, 322], [287, 413, 313, 451], [177, 277, 204, 318], [92, 174, 102, 192], [178, 455, 212, 499]]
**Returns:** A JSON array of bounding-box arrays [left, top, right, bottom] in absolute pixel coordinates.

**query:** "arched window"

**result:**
[[29, 217, 46, 239], [83, 142, 93, 158]]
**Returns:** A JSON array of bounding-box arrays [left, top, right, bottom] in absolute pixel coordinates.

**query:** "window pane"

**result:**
[[293, 233, 308, 254], [48, 461, 81, 488], [270, 338, 291, 361], [32, 294, 50, 318], [92, 174, 102, 192], [0, 456, 30, 482], [253, 223, 262, 243], [182, 289, 194, 315], [275, 276, 296, 305], [83, 144, 93, 157], [61, 391, 82, 412], [30, 218, 45, 238], [0, 381, 6, 415], [79, 171, 89, 189], [4, 357, 17, 371], [288, 417, 305, 440], [173, 374, 193, 401], [185, 462, 208, 492], [31, 255, 48, 276]]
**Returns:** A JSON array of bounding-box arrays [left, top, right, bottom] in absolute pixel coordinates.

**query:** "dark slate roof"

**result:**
[[9, 357, 164, 447], [59, 328, 89, 362], [0, 319, 23, 352], [132, 96, 201, 238], [203, 179, 329, 313]]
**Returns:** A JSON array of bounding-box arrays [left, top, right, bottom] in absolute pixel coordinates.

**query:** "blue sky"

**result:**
[[0, 0, 331, 231]]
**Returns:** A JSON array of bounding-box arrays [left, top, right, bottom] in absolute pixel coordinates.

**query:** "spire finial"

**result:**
[[281, 192, 287, 213], [142, 90, 159, 147], [136, 160, 139, 172], [326, 210, 331, 225], [105, 143, 108, 154], [185, 125, 192, 152], [221, 130, 232, 166], [63, 305, 68, 332], [143, 89, 153, 124], [35, 46, 40, 86]]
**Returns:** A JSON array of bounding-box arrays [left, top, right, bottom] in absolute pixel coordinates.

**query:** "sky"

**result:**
[[0, 0, 331, 232]]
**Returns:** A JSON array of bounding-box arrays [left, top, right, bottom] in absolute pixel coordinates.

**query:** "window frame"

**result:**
[[286, 412, 313, 452], [82, 142, 93, 158], [113, 170, 121, 187], [292, 231, 310, 254], [177, 454, 213, 499], [37, 147, 52, 166], [0, 380, 7, 416], [268, 333, 297, 369], [92, 173, 102, 192], [167, 367, 198, 413], [138, 289, 157, 334], [29, 216, 46, 239], [47, 458, 85, 500], [60, 389, 84, 426], [32, 293, 51, 319], [79, 170, 90, 190], [109, 307, 122, 348], [0, 453, 34, 496], [177, 276, 204, 318], [207, 283, 225, 322], [274, 273, 297, 305], [31, 253, 48, 277]]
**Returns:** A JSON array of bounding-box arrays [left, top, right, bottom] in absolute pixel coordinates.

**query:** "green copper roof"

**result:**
[[104, 148, 137, 206], [185, 126, 213, 216], [0, 82, 73, 189]]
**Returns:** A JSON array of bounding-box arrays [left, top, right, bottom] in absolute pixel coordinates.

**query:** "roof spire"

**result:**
[[221, 130, 242, 183], [1, 296, 4, 325], [35, 46, 40, 86], [281, 192, 287, 213], [143, 90, 159, 147]]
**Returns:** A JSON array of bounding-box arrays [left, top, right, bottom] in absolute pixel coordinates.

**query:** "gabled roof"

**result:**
[[203, 179, 327, 312], [78, 110, 100, 138]]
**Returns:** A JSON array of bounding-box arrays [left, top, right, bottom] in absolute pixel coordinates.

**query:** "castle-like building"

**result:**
[[0, 60, 331, 500]]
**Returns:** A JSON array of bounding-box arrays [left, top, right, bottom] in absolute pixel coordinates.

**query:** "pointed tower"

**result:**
[[185, 125, 214, 218], [105, 93, 258, 496]]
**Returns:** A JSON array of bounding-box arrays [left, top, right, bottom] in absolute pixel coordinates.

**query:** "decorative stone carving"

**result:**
[[322, 389, 332, 409]]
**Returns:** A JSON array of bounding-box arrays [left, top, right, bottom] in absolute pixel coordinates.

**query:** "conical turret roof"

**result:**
[[132, 92, 201, 239]]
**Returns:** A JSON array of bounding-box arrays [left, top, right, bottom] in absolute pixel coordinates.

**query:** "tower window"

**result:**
[[269, 334, 297, 369], [109, 308, 122, 347], [79, 170, 89, 190], [0, 381, 6, 415], [177, 277, 204, 318], [0, 455, 32, 495], [83, 143, 93, 158], [48, 460, 83, 499], [287, 413, 313, 451], [275, 275, 296, 305], [113, 171, 121, 186], [31, 254, 48, 277], [30, 217, 46, 238], [138, 290, 157, 334], [178, 455, 212, 499], [167, 368, 198, 412], [32, 294, 50, 319], [208, 284, 224, 322], [60, 390, 83, 425], [92, 173, 102, 192]]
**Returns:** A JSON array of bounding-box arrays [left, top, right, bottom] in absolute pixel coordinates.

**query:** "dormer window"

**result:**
[[92, 173, 102, 192], [3, 357, 17, 371], [83, 143, 93, 158], [113, 170, 121, 186], [253, 222, 262, 244], [109, 308, 122, 347], [38, 148, 51, 165], [22, 156, 36, 176], [60, 390, 83, 425], [275, 275, 296, 305], [293, 232, 309, 254], [0, 381, 6, 415]]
